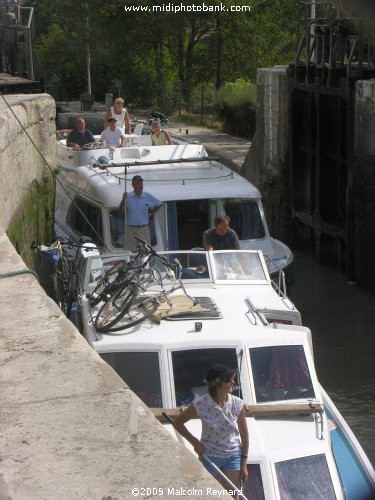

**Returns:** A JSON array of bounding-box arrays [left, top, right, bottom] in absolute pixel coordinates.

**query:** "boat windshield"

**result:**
[[243, 464, 265, 500], [149, 252, 210, 281], [171, 348, 238, 406], [224, 200, 265, 240], [249, 345, 315, 403], [210, 251, 267, 281], [99, 351, 163, 407], [275, 454, 336, 499]]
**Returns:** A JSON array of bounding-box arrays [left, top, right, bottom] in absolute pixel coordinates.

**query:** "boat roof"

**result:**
[[81, 250, 304, 354], [57, 144, 262, 207]]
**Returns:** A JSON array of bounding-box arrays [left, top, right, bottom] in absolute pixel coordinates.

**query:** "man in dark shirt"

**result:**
[[66, 117, 95, 149], [203, 215, 240, 251]]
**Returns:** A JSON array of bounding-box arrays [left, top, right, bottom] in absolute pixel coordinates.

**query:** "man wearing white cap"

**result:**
[[119, 175, 162, 251], [100, 117, 126, 147]]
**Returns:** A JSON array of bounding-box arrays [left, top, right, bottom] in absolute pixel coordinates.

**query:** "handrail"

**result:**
[[264, 256, 287, 296], [152, 402, 323, 421], [245, 296, 269, 326], [96, 156, 222, 169]]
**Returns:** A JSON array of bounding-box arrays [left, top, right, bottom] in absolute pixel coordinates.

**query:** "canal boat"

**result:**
[[55, 138, 293, 275], [72, 246, 375, 500]]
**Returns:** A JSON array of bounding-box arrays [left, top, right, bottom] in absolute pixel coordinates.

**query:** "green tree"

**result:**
[[29, 0, 304, 110]]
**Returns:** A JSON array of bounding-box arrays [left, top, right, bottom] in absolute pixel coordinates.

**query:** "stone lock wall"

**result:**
[[0, 94, 56, 230], [354, 79, 375, 291], [242, 66, 291, 244]]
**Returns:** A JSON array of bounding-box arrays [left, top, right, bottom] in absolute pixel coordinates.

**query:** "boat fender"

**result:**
[[98, 155, 109, 165]]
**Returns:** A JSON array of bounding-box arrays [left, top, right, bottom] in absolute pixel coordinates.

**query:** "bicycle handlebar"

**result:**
[[134, 237, 176, 273]]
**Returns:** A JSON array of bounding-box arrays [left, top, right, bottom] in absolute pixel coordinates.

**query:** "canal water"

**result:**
[[289, 250, 375, 466]]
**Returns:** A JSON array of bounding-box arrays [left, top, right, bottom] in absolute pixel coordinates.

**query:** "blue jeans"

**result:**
[[201, 454, 241, 476]]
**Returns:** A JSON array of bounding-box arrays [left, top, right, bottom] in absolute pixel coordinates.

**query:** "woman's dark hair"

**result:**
[[207, 378, 221, 398], [214, 215, 230, 226]]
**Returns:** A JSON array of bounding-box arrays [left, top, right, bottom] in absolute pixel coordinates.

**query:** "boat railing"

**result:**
[[152, 402, 323, 421], [97, 156, 223, 169], [264, 256, 287, 297]]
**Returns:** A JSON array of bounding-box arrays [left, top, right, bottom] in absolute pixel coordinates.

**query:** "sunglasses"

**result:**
[[222, 377, 236, 384]]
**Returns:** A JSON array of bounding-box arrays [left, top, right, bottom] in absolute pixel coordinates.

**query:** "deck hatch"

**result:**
[[166, 296, 221, 320]]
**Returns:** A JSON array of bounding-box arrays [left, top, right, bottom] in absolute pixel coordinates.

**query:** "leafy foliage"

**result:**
[[29, 0, 304, 112], [215, 79, 256, 138]]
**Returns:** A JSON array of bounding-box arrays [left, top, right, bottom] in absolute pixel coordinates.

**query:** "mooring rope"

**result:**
[[0, 268, 39, 281]]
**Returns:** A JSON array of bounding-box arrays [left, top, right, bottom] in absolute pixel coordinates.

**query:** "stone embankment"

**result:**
[[0, 95, 224, 499]]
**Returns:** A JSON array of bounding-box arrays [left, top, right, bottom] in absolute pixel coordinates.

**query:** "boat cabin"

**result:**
[[55, 141, 293, 273]]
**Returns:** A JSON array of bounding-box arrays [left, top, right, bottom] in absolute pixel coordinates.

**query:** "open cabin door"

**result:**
[[167, 200, 210, 250]]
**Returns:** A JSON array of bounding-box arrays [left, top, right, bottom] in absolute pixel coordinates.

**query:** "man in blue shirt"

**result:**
[[66, 117, 95, 149], [119, 175, 162, 251]]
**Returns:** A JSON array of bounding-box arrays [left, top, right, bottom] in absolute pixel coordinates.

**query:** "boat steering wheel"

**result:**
[[82, 141, 104, 150]]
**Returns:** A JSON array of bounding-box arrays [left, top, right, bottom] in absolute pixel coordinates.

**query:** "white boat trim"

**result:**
[[62, 246, 375, 499]]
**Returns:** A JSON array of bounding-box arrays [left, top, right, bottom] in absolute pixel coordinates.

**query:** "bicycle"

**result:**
[[91, 238, 178, 332], [98, 276, 197, 333], [146, 110, 169, 127], [86, 237, 167, 307], [32, 237, 95, 318]]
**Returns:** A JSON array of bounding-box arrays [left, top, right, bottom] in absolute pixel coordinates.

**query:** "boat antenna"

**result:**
[[124, 164, 127, 244], [237, 349, 244, 399]]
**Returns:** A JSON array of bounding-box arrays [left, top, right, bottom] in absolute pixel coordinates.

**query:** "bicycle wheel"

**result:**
[[66, 272, 77, 319], [53, 254, 71, 314], [88, 261, 127, 306], [105, 296, 159, 332], [137, 268, 162, 291], [94, 282, 139, 332]]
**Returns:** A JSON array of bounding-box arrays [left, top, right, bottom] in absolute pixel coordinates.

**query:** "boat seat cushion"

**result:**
[[149, 295, 209, 323]]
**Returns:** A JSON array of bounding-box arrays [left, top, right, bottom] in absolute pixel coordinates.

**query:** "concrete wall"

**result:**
[[242, 66, 291, 244], [0, 95, 224, 498], [354, 80, 375, 291]]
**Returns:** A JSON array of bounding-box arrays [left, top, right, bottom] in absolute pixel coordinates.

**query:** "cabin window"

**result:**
[[243, 464, 265, 500], [109, 210, 157, 248], [100, 351, 163, 407], [249, 345, 315, 403], [67, 198, 103, 245], [275, 454, 336, 499], [171, 348, 238, 406], [168, 200, 209, 250], [109, 210, 124, 248], [224, 200, 265, 240]]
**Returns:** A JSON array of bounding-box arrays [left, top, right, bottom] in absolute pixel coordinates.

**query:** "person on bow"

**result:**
[[100, 117, 126, 147], [151, 120, 172, 145], [172, 363, 249, 499], [66, 117, 95, 149], [203, 215, 240, 251], [118, 175, 162, 251], [103, 97, 131, 133]]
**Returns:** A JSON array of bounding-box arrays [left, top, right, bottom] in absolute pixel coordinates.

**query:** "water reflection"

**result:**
[[289, 251, 375, 466]]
